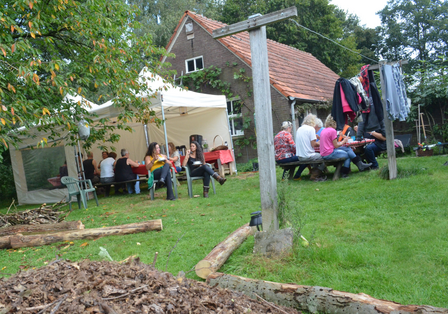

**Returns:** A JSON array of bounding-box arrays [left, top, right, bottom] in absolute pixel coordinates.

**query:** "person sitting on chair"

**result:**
[[115, 149, 141, 194], [145, 142, 176, 201], [363, 120, 386, 170], [168, 142, 182, 173], [182, 141, 226, 198]]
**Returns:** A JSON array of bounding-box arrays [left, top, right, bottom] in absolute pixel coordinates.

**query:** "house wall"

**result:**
[[164, 17, 293, 163]]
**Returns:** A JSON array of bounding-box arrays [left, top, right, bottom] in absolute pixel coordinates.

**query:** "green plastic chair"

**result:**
[[149, 167, 178, 200], [185, 163, 216, 198], [61, 176, 99, 210]]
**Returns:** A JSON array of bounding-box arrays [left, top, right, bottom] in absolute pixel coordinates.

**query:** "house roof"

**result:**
[[166, 11, 340, 103]]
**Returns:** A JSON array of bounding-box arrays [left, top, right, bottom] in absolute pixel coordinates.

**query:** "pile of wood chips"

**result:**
[[0, 258, 300, 314], [0, 201, 69, 228]]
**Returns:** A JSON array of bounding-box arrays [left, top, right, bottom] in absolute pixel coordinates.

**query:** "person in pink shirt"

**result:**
[[320, 115, 371, 178]]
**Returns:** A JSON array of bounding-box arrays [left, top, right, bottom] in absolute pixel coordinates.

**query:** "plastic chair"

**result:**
[[61, 176, 99, 210], [149, 167, 178, 200], [185, 164, 216, 198]]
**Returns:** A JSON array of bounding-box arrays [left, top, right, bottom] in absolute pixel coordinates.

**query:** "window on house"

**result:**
[[227, 99, 244, 137], [185, 56, 204, 73]]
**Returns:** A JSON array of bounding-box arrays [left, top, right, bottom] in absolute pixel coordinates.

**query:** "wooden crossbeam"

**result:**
[[212, 6, 297, 39]]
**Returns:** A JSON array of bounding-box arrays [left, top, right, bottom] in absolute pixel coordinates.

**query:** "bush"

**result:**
[[0, 149, 17, 206], [236, 158, 258, 173]]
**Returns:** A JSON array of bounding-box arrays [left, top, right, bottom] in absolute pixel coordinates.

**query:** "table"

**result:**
[[132, 164, 148, 175], [315, 139, 375, 153], [180, 150, 235, 177]]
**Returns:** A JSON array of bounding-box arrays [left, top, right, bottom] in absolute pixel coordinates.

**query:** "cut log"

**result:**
[[207, 272, 448, 314], [0, 220, 84, 237], [7, 220, 162, 249], [195, 223, 253, 279]]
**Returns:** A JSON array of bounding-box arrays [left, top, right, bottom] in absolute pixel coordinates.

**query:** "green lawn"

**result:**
[[1, 155, 447, 308]]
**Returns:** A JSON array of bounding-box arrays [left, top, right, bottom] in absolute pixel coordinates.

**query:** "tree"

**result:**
[[220, 0, 362, 77], [0, 0, 171, 149], [377, 0, 448, 63], [128, 0, 222, 48]]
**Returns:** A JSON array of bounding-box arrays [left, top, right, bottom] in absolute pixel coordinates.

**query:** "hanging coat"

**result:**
[[332, 78, 359, 131]]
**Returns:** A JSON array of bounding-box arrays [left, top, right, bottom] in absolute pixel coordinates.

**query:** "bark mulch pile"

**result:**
[[0, 201, 68, 228], [0, 258, 300, 314]]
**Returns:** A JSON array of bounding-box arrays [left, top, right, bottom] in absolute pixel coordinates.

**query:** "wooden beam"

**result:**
[[207, 272, 448, 314], [378, 61, 397, 180], [0, 221, 84, 237], [212, 6, 297, 39], [368, 60, 408, 70], [195, 223, 253, 279], [250, 26, 279, 231]]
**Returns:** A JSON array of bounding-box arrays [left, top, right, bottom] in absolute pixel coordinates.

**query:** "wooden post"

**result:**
[[378, 60, 397, 180], [213, 7, 298, 232]]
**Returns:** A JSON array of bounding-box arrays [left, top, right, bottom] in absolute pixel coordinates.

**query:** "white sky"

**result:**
[[330, 0, 389, 28]]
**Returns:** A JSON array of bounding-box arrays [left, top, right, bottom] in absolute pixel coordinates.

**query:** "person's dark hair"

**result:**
[[146, 142, 158, 157], [191, 141, 204, 163], [108, 152, 117, 159]]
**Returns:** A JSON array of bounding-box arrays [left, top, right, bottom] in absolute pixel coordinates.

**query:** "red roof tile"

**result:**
[[170, 11, 340, 102]]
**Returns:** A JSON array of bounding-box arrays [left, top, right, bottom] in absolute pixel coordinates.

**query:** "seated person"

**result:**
[[100, 152, 117, 197], [98, 151, 109, 169], [182, 141, 226, 198], [168, 142, 182, 172], [83, 152, 100, 184], [274, 121, 307, 180], [320, 115, 372, 178], [315, 118, 324, 141], [145, 142, 176, 201], [295, 114, 326, 181], [363, 120, 386, 170], [115, 149, 141, 194]]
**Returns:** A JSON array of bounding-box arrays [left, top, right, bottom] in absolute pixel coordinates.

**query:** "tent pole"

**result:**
[[161, 94, 169, 155], [144, 124, 150, 147]]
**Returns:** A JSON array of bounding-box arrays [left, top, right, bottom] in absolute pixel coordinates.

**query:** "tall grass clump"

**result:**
[[378, 164, 432, 179]]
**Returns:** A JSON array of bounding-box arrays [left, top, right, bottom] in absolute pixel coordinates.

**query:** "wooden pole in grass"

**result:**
[[0, 220, 84, 237], [195, 223, 253, 279], [213, 7, 298, 232]]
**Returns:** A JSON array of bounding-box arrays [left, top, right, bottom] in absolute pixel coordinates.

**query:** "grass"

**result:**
[[1, 154, 448, 308]]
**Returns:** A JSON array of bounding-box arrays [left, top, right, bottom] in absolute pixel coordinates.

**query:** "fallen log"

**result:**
[[5, 220, 162, 249], [195, 223, 253, 279], [0, 220, 84, 237], [207, 272, 448, 314]]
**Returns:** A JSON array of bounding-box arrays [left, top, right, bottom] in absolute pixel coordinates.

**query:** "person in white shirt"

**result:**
[[295, 114, 327, 180]]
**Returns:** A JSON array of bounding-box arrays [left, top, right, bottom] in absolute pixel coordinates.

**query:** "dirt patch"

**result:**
[[0, 258, 300, 313]]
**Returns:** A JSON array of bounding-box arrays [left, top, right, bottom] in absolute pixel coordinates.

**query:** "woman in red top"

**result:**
[[274, 121, 308, 180]]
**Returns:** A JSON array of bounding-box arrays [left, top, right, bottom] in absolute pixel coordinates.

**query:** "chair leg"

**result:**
[[68, 196, 72, 211], [187, 179, 193, 198], [173, 177, 178, 199], [150, 185, 155, 200], [76, 195, 82, 209], [211, 175, 216, 195], [93, 191, 99, 207], [80, 192, 88, 209]]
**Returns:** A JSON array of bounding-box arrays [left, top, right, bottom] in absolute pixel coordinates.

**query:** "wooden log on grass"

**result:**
[[4, 220, 162, 249], [0, 220, 84, 237], [195, 223, 253, 279], [207, 272, 448, 314]]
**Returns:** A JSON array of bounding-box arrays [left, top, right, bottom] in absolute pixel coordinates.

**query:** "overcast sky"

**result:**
[[330, 0, 389, 28]]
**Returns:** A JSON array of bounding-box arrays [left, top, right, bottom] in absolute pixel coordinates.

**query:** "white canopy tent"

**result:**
[[10, 70, 234, 204]]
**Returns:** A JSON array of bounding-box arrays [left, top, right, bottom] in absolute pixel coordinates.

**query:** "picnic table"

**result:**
[[180, 150, 235, 177]]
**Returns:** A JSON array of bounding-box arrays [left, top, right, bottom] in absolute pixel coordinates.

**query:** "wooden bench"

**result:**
[[95, 177, 148, 195], [277, 157, 347, 181]]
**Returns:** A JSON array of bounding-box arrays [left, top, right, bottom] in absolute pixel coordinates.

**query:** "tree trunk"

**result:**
[[207, 272, 448, 314], [0, 220, 84, 237], [4, 220, 162, 249], [195, 223, 253, 279]]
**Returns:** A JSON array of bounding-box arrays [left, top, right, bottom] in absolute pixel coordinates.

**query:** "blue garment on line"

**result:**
[[380, 64, 409, 121]]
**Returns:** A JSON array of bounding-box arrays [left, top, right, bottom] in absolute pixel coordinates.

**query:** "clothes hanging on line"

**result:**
[[331, 78, 360, 131], [380, 63, 409, 121], [349, 76, 368, 110]]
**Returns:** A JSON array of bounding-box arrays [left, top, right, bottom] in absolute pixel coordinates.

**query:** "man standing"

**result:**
[[295, 114, 326, 181], [115, 149, 141, 194]]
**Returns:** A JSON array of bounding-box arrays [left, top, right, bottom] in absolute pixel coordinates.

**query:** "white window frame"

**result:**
[[227, 99, 244, 137], [185, 56, 204, 73]]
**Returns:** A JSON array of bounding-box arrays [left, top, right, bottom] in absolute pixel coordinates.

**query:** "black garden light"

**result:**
[[249, 211, 262, 231]]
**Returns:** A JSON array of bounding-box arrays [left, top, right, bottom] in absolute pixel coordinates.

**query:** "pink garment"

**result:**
[[340, 85, 357, 123], [319, 127, 338, 157]]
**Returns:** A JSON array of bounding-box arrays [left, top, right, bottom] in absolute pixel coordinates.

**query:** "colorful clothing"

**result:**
[[149, 155, 165, 172], [274, 130, 296, 160], [319, 128, 338, 157]]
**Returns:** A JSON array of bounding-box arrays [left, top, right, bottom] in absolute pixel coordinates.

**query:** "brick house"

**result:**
[[161, 11, 340, 162]]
